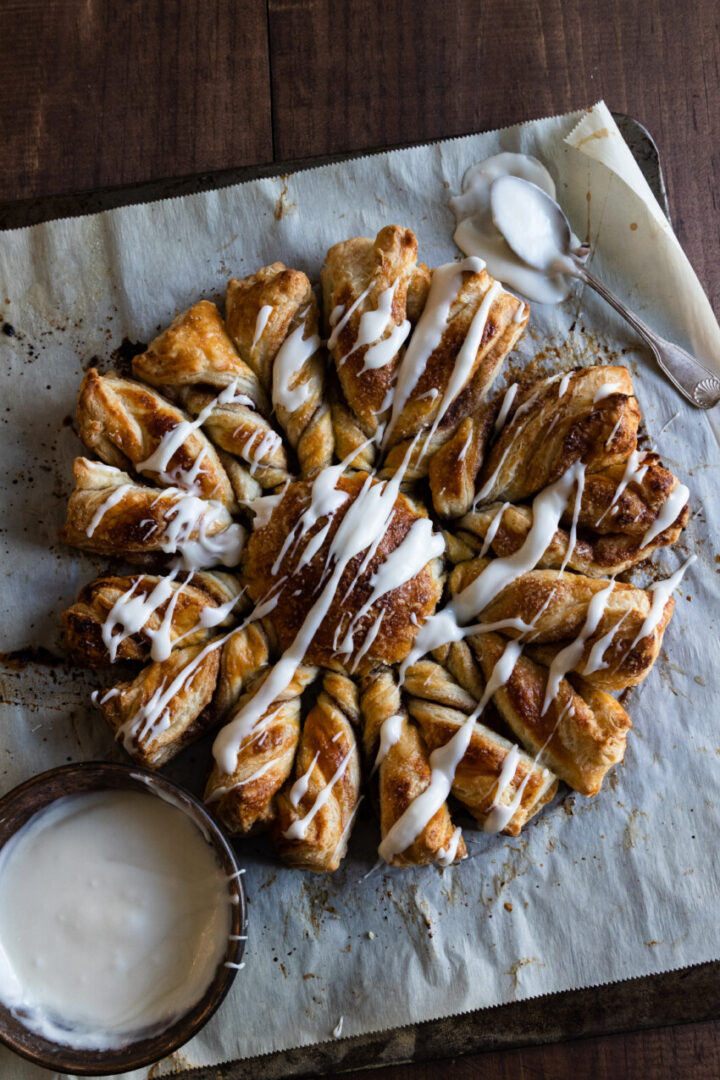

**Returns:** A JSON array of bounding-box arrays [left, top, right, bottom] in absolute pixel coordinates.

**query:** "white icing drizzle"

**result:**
[[402, 462, 586, 674], [337, 517, 444, 657], [604, 415, 624, 450], [372, 714, 404, 774], [436, 826, 464, 867], [349, 610, 385, 672], [472, 431, 519, 505], [494, 382, 518, 434], [329, 303, 345, 328], [595, 449, 649, 527], [327, 286, 371, 350], [560, 464, 586, 571], [593, 380, 625, 403], [383, 257, 485, 446], [101, 569, 183, 663], [627, 556, 696, 651], [213, 443, 420, 774], [272, 309, 320, 412], [282, 747, 355, 840], [482, 744, 521, 833], [271, 463, 350, 576], [289, 751, 321, 808], [137, 380, 252, 489], [115, 633, 230, 754], [362, 319, 411, 373], [333, 1017, 344, 1038], [158, 492, 246, 570], [583, 611, 629, 675], [641, 483, 689, 547], [418, 280, 504, 458], [478, 502, 510, 557], [378, 638, 523, 862], [86, 485, 132, 537], [457, 429, 473, 463], [252, 304, 273, 348], [558, 372, 572, 398], [541, 579, 615, 712], [336, 281, 410, 371]]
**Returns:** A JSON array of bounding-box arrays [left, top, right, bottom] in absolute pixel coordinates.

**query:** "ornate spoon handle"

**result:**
[[577, 266, 720, 409]]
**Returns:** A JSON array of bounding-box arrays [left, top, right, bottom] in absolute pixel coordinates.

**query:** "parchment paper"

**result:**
[[1, 101, 719, 1080]]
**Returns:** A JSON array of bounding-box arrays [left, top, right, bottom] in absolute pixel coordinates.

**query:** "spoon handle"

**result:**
[[577, 266, 720, 409]]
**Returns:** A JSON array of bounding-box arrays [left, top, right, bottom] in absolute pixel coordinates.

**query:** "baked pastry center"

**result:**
[[243, 473, 443, 669]]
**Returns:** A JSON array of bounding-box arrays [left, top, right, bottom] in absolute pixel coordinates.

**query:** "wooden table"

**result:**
[[2, 2, 719, 1076]]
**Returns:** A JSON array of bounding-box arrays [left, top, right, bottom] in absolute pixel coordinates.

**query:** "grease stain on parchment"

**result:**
[[275, 175, 297, 220]]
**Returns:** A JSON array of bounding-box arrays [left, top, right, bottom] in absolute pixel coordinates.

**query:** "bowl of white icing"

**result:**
[[0, 762, 246, 1074]]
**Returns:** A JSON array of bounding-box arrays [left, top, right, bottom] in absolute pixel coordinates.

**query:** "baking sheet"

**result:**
[[1, 100, 719, 1080]]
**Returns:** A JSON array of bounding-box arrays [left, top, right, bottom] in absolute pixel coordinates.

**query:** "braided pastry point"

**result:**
[[205, 663, 317, 836], [322, 225, 419, 469], [226, 265, 334, 475], [60, 457, 245, 568], [273, 672, 362, 872], [468, 632, 631, 797], [132, 300, 290, 489], [95, 637, 224, 768], [63, 570, 244, 666], [360, 666, 466, 867], [381, 261, 528, 481], [76, 368, 236, 510]]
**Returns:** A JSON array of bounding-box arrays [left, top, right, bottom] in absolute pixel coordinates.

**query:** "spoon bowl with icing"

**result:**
[[489, 173, 720, 409], [0, 762, 247, 1075]]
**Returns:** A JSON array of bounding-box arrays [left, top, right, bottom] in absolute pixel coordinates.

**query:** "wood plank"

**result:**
[[340, 1018, 720, 1080], [0, 0, 273, 201], [267, 0, 720, 313]]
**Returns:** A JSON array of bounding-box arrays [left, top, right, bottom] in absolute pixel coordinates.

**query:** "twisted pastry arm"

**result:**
[[63, 570, 244, 666], [273, 671, 362, 872], [452, 494, 687, 578], [204, 664, 317, 836], [448, 561, 674, 690], [428, 399, 498, 517], [97, 637, 224, 768], [404, 683, 558, 836], [60, 458, 245, 567], [322, 225, 419, 467], [467, 632, 631, 796], [474, 366, 640, 504], [226, 265, 334, 475], [76, 369, 236, 510], [211, 620, 272, 719], [359, 666, 466, 867], [132, 300, 290, 488], [382, 268, 528, 480]]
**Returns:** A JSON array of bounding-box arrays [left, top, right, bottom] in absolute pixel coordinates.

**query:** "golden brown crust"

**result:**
[[132, 300, 290, 489], [273, 672, 362, 871], [452, 496, 689, 578], [447, 560, 673, 691], [359, 666, 466, 866], [381, 267, 528, 479], [243, 472, 443, 671], [211, 621, 272, 720], [475, 367, 640, 503], [97, 639, 223, 768], [429, 400, 498, 518], [63, 571, 244, 666], [76, 369, 236, 510], [204, 664, 316, 836], [407, 696, 558, 836], [60, 458, 243, 563], [468, 632, 631, 796], [225, 263, 311, 391], [322, 226, 418, 465]]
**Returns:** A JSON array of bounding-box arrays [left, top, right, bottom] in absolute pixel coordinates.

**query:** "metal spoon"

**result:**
[[490, 175, 720, 409]]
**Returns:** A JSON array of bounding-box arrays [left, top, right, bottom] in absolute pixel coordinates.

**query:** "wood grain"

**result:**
[[267, 0, 720, 313], [340, 1018, 720, 1080], [1, 2, 720, 1077], [0, 0, 272, 199]]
